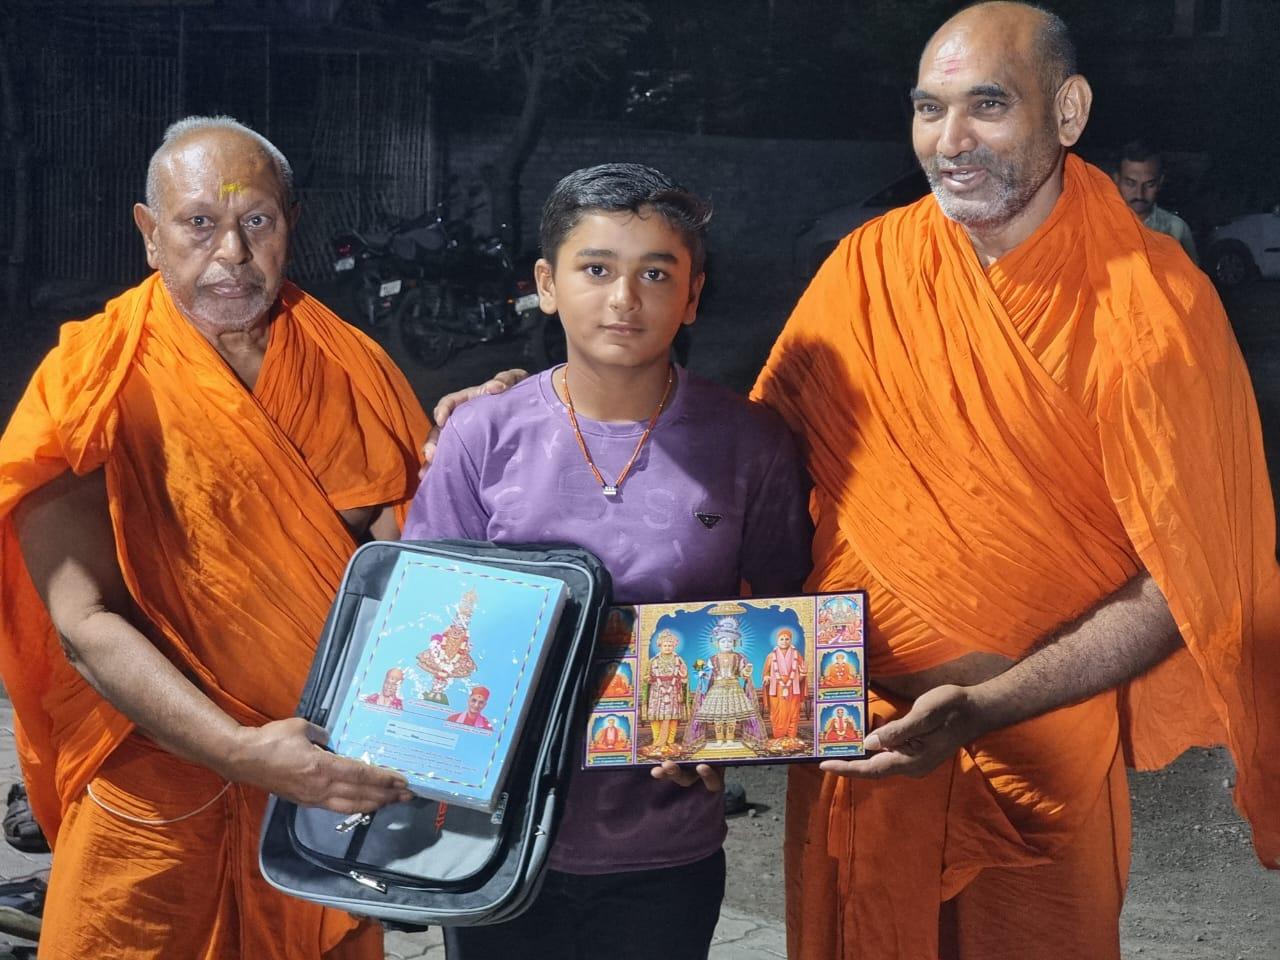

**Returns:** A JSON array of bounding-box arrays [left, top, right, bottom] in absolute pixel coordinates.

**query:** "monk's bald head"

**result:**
[[145, 116, 293, 214], [910, 1, 1091, 251], [134, 116, 297, 337], [923, 2, 1076, 101]]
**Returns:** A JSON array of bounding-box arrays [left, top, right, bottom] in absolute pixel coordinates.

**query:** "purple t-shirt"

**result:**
[[403, 365, 812, 874]]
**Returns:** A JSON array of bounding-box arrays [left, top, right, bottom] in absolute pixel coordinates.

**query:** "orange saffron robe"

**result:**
[[0, 274, 429, 958], [752, 156, 1280, 958]]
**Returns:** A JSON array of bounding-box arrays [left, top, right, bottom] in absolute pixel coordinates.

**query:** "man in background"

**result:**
[[1115, 140, 1198, 263]]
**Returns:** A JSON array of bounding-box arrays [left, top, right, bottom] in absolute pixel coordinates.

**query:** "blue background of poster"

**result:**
[[650, 602, 807, 680], [328, 552, 565, 810]]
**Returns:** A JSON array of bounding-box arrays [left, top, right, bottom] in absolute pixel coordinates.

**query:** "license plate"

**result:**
[[334, 256, 355, 272], [514, 292, 540, 312], [379, 279, 403, 297]]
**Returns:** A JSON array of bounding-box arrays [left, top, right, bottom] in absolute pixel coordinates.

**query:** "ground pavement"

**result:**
[[0, 697, 786, 959]]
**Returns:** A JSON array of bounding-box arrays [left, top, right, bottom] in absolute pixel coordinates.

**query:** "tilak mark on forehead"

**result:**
[[219, 181, 245, 199]]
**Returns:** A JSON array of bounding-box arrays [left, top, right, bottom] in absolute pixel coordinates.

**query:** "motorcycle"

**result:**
[[331, 205, 546, 368]]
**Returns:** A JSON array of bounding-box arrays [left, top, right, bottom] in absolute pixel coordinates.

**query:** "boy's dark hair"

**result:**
[[539, 163, 712, 275]]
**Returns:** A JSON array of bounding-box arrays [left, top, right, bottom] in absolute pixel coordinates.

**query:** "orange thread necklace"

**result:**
[[562, 365, 673, 498]]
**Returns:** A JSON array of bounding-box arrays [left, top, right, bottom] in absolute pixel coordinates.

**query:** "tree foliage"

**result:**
[[428, 0, 649, 81], [424, 0, 648, 248]]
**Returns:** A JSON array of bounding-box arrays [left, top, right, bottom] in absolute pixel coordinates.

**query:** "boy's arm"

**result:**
[[740, 424, 814, 595], [403, 419, 489, 541]]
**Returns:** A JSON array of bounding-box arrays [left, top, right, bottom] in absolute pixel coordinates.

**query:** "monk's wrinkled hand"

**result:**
[[228, 717, 413, 813], [421, 369, 529, 473], [820, 684, 988, 780], [650, 760, 725, 793]]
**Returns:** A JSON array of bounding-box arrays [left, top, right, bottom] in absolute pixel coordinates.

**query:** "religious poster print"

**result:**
[[817, 702, 865, 754], [817, 647, 864, 698], [593, 659, 637, 707], [587, 712, 636, 764], [328, 552, 568, 811], [583, 592, 867, 769]]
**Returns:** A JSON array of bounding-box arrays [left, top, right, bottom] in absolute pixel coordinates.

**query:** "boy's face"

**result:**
[[535, 207, 703, 372]]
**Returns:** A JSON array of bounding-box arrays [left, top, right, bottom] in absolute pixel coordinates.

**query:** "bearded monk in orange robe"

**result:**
[[0, 118, 430, 959], [750, 5, 1280, 959]]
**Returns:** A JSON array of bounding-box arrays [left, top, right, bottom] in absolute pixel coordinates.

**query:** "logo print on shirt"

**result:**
[[694, 511, 722, 529]]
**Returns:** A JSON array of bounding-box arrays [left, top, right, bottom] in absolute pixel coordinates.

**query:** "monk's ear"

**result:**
[[133, 203, 161, 270], [1055, 75, 1092, 149]]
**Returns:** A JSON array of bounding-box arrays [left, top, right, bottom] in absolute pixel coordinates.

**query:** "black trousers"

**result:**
[[443, 848, 727, 960]]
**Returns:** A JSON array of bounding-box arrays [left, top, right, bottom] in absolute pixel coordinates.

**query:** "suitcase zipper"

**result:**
[[348, 871, 388, 894], [490, 793, 508, 825]]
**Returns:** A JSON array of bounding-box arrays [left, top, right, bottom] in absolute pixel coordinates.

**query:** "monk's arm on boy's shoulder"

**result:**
[[422, 368, 528, 469], [14, 469, 412, 813], [824, 572, 1180, 780]]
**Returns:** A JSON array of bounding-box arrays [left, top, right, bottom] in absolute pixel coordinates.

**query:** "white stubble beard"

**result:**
[[922, 127, 1062, 231], [157, 256, 277, 336]]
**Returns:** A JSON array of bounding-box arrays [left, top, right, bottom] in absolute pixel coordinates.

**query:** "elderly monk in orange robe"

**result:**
[[749, 4, 1280, 958], [0, 117, 434, 958], [429, 6, 1280, 955]]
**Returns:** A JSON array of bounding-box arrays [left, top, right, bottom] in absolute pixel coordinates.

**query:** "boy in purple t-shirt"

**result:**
[[403, 163, 811, 960]]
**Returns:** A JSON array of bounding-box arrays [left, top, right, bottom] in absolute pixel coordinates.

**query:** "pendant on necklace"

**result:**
[[602, 485, 619, 498]]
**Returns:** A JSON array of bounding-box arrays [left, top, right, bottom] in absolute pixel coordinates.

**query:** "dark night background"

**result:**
[[0, 5, 1277, 530], [4, 0, 1278, 445], [4, 0, 1280, 521], [1, 0, 1276, 311], [0, 3, 1278, 954]]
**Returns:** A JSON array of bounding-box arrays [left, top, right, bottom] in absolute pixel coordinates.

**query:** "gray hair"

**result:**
[[144, 115, 295, 210], [1032, 5, 1077, 96], [948, 2, 1078, 97]]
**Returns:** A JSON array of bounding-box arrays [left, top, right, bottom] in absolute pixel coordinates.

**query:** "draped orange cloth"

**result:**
[[753, 156, 1280, 959], [0, 274, 429, 958]]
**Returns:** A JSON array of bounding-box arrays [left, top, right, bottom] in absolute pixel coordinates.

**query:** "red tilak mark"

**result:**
[[434, 802, 448, 834]]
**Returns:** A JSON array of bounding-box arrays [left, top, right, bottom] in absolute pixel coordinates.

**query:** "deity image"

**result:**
[[821, 705, 861, 743], [820, 649, 861, 688], [417, 588, 479, 705], [761, 627, 807, 742], [363, 666, 406, 710], [595, 661, 634, 700], [590, 714, 632, 753], [686, 604, 764, 748], [639, 629, 689, 759], [817, 595, 862, 646], [601, 607, 636, 649]]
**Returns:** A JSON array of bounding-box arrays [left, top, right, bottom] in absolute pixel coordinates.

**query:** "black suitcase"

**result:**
[[258, 539, 610, 927]]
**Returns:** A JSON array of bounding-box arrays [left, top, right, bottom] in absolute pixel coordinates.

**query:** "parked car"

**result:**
[[1203, 203, 1280, 289], [792, 168, 930, 279]]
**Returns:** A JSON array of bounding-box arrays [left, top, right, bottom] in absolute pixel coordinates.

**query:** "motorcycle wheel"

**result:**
[[355, 271, 396, 330], [397, 286, 456, 368]]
